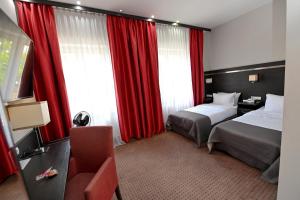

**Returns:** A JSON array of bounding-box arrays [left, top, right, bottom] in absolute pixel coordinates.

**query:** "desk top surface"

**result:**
[[21, 139, 70, 200]]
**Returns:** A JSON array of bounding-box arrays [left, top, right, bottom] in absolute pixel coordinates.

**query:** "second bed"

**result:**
[[207, 103, 283, 183]]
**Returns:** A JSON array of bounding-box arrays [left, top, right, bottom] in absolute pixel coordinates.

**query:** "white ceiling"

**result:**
[[54, 0, 272, 28]]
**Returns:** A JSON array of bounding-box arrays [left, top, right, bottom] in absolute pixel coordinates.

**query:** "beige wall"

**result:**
[[272, 0, 286, 60], [277, 1, 300, 199], [204, 0, 286, 71], [0, 0, 17, 24], [203, 31, 211, 71]]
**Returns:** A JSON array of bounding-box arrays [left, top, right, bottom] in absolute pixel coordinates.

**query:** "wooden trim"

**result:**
[[205, 60, 285, 76], [16, 0, 211, 32], [205, 65, 285, 76]]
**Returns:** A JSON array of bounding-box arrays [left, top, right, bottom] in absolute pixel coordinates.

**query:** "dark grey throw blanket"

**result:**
[[208, 120, 281, 184], [166, 111, 211, 146]]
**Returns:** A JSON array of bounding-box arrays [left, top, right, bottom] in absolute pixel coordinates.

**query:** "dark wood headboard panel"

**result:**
[[204, 60, 285, 102]]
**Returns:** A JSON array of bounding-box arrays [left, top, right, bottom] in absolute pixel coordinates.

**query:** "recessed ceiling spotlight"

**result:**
[[75, 5, 82, 10], [151, 15, 155, 19], [76, 0, 81, 5], [172, 22, 178, 26], [119, 9, 123, 12], [147, 18, 153, 22], [176, 20, 180, 23]]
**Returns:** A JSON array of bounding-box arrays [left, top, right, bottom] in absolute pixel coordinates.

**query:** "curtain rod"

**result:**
[[16, 0, 211, 32]]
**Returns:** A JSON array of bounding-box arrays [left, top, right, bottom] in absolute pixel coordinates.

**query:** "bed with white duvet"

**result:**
[[208, 94, 283, 183], [166, 92, 239, 146]]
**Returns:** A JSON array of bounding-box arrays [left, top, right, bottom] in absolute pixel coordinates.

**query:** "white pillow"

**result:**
[[234, 93, 241, 106], [218, 92, 241, 106], [213, 93, 235, 106], [264, 94, 284, 113]]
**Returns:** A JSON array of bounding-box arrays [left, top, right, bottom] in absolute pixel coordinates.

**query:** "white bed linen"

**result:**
[[233, 107, 283, 131], [185, 103, 237, 125]]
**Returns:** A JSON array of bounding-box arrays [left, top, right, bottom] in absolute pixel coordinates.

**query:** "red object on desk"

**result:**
[[65, 126, 122, 200]]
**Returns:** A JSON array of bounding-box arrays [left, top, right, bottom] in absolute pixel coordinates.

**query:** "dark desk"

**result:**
[[21, 139, 70, 200]]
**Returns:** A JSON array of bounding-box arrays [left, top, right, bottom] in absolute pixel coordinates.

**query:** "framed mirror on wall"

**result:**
[[0, 95, 29, 200], [0, 7, 34, 143], [0, 7, 35, 200]]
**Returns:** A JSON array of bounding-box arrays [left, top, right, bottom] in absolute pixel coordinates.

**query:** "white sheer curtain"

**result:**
[[156, 24, 194, 122], [54, 8, 123, 146]]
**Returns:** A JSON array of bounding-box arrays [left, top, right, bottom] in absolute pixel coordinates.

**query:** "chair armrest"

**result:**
[[84, 157, 118, 200], [67, 157, 78, 181]]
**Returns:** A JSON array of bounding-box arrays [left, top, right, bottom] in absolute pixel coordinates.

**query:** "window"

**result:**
[[156, 24, 194, 121], [55, 9, 123, 145]]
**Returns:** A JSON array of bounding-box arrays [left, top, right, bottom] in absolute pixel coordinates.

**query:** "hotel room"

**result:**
[[0, 0, 299, 200]]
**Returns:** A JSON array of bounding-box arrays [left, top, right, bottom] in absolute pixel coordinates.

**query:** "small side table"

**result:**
[[204, 97, 213, 103], [237, 101, 264, 116]]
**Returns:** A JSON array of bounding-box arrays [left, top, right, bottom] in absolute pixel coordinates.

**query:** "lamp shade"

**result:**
[[249, 74, 258, 82], [205, 78, 213, 84], [6, 101, 50, 131]]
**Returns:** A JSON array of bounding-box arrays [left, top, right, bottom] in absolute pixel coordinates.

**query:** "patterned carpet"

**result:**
[[114, 132, 277, 200]]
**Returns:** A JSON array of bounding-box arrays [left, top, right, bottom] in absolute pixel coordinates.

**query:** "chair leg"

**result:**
[[115, 185, 122, 200]]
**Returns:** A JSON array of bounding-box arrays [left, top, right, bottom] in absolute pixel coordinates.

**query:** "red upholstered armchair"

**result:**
[[65, 126, 122, 200]]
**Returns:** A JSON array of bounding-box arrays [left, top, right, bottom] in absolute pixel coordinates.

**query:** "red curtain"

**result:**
[[190, 29, 205, 106], [0, 126, 16, 183], [107, 16, 164, 142], [16, 2, 72, 143]]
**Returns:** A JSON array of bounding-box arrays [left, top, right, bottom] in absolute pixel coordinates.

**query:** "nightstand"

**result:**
[[204, 96, 213, 103], [237, 101, 264, 116]]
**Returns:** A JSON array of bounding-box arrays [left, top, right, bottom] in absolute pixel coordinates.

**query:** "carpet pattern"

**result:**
[[114, 132, 277, 200]]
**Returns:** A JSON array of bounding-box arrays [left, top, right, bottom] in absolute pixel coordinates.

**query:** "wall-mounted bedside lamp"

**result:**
[[6, 99, 51, 156], [205, 78, 213, 84], [249, 74, 259, 83]]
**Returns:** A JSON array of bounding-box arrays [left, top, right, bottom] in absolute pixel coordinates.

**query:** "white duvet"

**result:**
[[185, 103, 237, 125], [233, 107, 283, 131]]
